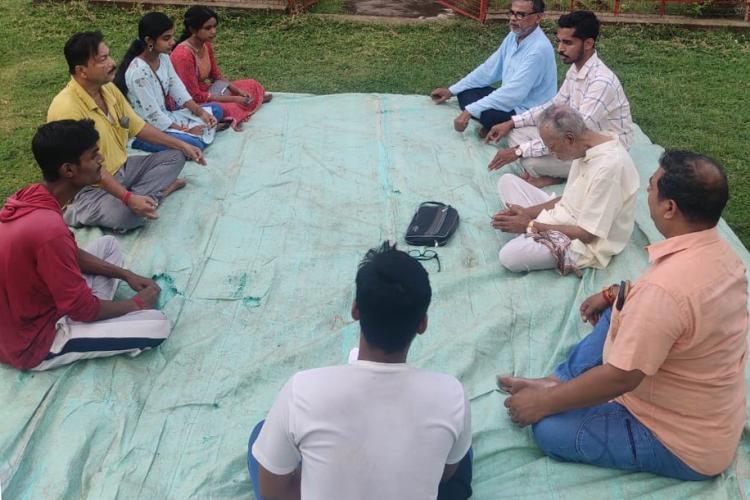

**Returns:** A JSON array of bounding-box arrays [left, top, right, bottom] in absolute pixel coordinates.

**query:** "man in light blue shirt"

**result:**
[[431, 0, 557, 137]]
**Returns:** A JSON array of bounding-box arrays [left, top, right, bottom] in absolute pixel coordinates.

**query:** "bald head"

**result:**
[[537, 104, 596, 161], [539, 104, 587, 139], [657, 150, 728, 227]]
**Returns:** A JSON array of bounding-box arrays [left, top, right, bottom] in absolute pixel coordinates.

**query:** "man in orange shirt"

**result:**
[[499, 150, 748, 480]]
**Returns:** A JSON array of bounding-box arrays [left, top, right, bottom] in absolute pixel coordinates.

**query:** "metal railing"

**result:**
[[438, 0, 749, 21]]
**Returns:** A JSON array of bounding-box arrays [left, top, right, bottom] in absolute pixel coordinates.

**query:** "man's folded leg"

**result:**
[[437, 449, 473, 500], [521, 156, 573, 179], [31, 309, 171, 371], [531, 403, 713, 481], [456, 87, 495, 110], [508, 126, 572, 179], [63, 185, 145, 232], [478, 109, 515, 132], [63, 151, 187, 231], [497, 173, 553, 208], [82, 235, 125, 299], [119, 150, 186, 203], [499, 234, 557, 272], [553, 308, 612, 382]]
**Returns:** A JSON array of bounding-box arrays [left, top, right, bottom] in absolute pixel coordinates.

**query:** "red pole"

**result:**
[[480, 0, 487, 22], [659, 0, 666, 16], [435, 0, 485, 21], [614, 0, 620, 16]]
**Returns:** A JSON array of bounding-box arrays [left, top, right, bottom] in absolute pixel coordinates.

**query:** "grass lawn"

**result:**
[[1, 0, 749, 247]]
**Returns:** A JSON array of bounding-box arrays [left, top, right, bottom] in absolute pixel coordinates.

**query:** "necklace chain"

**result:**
[[187, 38, 204, 54]]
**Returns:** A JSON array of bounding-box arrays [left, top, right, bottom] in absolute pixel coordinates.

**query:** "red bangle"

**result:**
[[121, 191, 132, 206], [132, 296, 146, 310]]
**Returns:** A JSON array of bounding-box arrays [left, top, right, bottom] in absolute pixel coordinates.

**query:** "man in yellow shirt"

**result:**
[[48, 31, 207, 232]]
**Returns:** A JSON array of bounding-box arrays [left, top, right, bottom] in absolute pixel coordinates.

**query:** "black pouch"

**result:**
[[405, 201, 459, 247]]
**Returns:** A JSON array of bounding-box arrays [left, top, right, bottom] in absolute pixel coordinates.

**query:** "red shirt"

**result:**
[[170, 41, 223, 104], [0, 184, 100, 370]]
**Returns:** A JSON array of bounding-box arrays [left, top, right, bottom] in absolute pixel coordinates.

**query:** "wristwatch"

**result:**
[[526, 220, 538, 234], [514, 147, 523, 158]]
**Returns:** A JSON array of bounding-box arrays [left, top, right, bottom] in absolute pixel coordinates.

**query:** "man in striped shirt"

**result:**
[[486, 11, 634, 188]]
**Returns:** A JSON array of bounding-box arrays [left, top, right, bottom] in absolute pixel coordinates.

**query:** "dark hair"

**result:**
[[114, 12, 174, 96], [557, 11, 599, 41], [178, 6, 219, 43], [64, 31, 104, 75], [32, 120, 100, 182], [355, 242, 432, 353], [515, 0, 545, 13], [657, 150, 728, 226]]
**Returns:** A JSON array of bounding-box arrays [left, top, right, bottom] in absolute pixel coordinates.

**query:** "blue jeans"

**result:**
[[456, 86, 515, 131], [247, 420, 265, 500], [131, 103, 224, 152], [247, 420, 473, 499], [531, 308, 713, 481]]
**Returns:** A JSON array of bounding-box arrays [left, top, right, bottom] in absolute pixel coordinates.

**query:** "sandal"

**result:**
[[216, 119, 233, 132]]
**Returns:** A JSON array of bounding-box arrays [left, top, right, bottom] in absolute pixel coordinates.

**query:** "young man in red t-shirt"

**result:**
[[0, 119, 171, 371]]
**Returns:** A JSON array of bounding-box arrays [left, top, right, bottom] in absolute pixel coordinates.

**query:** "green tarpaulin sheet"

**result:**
[[1, 94, 748, 499]]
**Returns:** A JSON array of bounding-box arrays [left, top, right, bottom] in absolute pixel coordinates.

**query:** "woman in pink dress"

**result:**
[[170, 6, 271, 128]]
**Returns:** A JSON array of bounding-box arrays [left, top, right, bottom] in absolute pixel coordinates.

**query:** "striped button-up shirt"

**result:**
[[512, 52, 633, 158]]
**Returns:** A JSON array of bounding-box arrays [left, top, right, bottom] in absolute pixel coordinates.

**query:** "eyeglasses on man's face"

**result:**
[[508, 9, 538, 18]]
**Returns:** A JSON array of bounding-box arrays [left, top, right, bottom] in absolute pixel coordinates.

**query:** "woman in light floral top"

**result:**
[[114, 12, 224, 153]]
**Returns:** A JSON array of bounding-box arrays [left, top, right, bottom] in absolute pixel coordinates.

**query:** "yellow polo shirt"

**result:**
[[47, 78, 146, 175]]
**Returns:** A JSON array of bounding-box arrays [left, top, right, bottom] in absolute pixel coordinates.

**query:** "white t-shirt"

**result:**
[[252, 361, 472, 500]]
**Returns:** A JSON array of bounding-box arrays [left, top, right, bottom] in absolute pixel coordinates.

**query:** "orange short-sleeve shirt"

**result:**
[[603, 227, 748, 476]]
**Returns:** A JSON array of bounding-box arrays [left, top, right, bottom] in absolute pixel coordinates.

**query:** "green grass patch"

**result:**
[[1, 1, 749, 246], [310, 0, 347, 14]]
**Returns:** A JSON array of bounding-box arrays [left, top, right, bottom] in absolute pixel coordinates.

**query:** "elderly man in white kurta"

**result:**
[[491, 104, 639, 275]]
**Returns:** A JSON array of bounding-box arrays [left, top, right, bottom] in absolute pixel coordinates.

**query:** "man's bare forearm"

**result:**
[[526, 196, 561, 218], [542, 364, 644, 416], [259, 467, 301, 500], [534, 221, 595, 243], [98, 168, 128, 200], [77, 248, 129, 279]]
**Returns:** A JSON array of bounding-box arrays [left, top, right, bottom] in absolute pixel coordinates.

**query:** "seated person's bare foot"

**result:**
[[497, 374, 560, 394], [477, 127, 489, 139], [163, 178, 187, 198], [520, 170, 564, 188], [263, 93, 273, 103]]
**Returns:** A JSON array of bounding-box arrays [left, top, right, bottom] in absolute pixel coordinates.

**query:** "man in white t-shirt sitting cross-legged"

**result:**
[[248, 241, 473, 500]]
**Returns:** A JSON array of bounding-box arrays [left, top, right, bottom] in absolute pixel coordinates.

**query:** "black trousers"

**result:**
[[437, 449, 473, 500], [457, 86, 516, 131]]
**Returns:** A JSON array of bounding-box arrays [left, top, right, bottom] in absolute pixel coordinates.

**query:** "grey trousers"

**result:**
[[64, 149, 185, 232]]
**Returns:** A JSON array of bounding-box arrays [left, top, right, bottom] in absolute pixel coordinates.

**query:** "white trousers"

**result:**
[[32, 236, 171, 371], [508, 126, 572, 178], [496, 174, 559, 272]]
